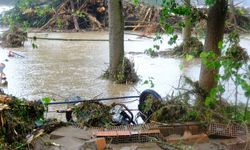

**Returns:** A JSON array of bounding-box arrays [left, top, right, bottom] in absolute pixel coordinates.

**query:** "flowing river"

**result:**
[[0, 32, 249, 102]]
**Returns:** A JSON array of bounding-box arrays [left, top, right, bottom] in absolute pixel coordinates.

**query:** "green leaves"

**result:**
[[32, 43, 38, 49], [144, 48, 158, 57], [185, 54, 194, 61], [41, 97, 51, 104], [164, 24, 174, 34], [240, 79, 250, 97], [143, 77, 155, 88], [218, 40, 223, 50], [133, 0, 139, 5], [200, 51, 220, 69], [35, 118, 44, 126], [205, 0, 216, 6], [168, 34, 178, 45]]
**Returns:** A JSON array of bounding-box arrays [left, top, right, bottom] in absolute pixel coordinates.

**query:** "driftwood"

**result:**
[[132, 8, 151, 31]]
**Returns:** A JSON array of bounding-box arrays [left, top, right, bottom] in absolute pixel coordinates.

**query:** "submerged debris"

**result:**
[[103, 57, 139, 84]]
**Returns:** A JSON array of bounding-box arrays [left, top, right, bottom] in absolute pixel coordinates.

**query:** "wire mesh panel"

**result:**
[[95, 129, 162, 143], [140, 0, 162, 6], [208, 123, 247, 137]]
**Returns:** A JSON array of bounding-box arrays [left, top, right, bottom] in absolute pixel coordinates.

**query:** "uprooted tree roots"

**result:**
[[103, 57, 139, 84], [1, 26, 27, 48]]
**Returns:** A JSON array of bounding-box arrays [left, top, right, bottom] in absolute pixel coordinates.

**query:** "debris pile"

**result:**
[[1, 0, 163, 33], [40, 0, 106, 31], [139, 95, 191, 123], [226, 44, 249, 62], [0, 94, 44, 148], [40, 0, 162, 33], [171, 37, 204, 57]]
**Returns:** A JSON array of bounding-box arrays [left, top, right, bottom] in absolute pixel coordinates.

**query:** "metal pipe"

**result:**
[[47, 96, 140, 105]]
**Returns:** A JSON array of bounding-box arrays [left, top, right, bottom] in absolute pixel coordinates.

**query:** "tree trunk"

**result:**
[[182, 0, 192, 52], [108, 0, 124, 80], [70, 0, 80, 31], [199, 0, 227, 101], [229, 0, 237, 26]]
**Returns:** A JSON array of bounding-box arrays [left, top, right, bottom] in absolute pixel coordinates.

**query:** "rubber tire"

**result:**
[[138, 89, 162, 122]]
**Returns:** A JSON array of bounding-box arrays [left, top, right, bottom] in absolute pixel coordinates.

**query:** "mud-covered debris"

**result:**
[[72, 101, 113, 127]]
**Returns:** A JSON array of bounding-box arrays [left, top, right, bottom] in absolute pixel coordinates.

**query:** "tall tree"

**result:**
[[199, 0, 228, 101], [182, 0, 192, 52], [108, 0, 124, 80]]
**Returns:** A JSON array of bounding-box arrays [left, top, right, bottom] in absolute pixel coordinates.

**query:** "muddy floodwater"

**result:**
[[0, 31, 250, 113]]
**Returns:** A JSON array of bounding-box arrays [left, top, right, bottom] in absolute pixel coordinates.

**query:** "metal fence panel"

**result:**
[[140, 0, 162, 6]]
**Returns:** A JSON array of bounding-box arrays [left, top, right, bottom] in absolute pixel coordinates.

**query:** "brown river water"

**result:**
[[0, 31, 249, 117]]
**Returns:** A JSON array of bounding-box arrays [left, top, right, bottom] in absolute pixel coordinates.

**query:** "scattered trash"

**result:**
[[8, 50, 25, 58]]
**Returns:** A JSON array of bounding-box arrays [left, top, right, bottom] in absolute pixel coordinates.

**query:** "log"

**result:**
[[84, 12, 103, 30]]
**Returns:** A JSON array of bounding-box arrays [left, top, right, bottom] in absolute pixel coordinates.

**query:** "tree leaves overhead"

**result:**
[[205, 0, 217, 6]]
